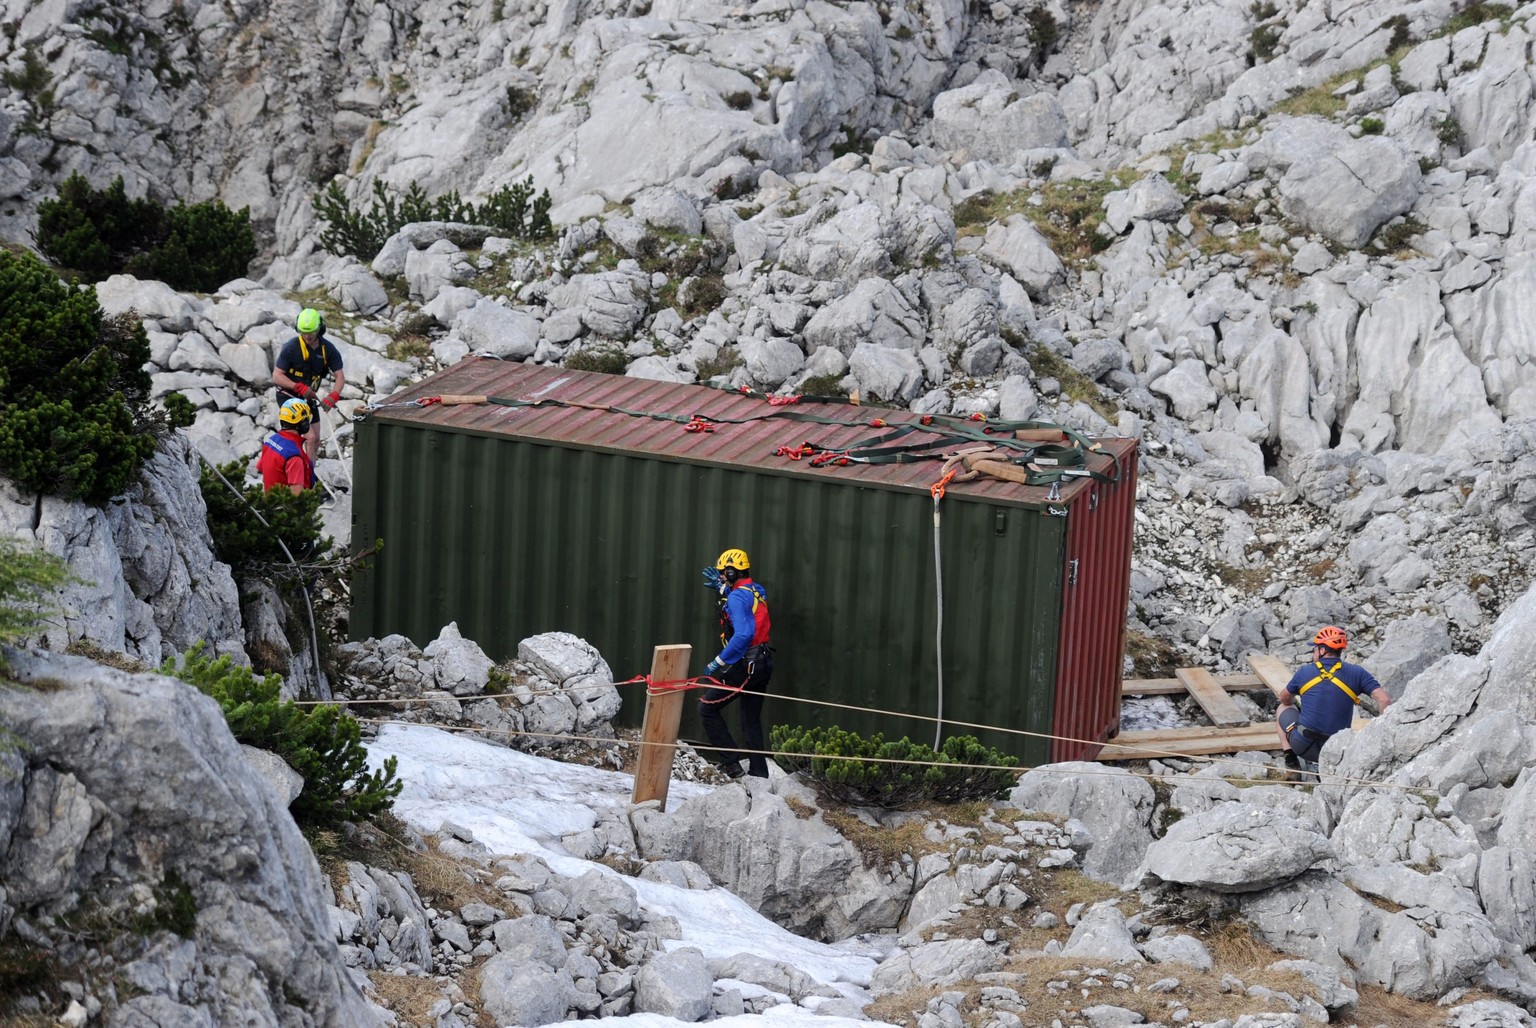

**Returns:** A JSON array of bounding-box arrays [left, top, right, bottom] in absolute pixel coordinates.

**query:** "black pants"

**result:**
[[699, 647, 773, 777]]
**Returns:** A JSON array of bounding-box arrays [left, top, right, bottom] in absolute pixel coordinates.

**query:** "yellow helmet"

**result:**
[[279, 397, 312, 426], [715, 548, 750, 572]]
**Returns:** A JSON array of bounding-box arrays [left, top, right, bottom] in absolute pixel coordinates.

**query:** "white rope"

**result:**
[[932, 492, 945, 750]]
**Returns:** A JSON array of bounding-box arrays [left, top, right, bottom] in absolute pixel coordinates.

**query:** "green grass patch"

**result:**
[[1027, 344, 1119, 420]]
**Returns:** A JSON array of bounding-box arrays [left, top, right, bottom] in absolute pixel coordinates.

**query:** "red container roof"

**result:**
[[369, 357, 1134, 508]]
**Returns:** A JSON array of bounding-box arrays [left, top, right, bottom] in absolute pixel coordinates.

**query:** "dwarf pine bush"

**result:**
[[198, 460, 331, 579], [770, 725, 1020, 806], [165, 644, 401, 829], [36, 172, 255, 290], [312, 175, 554, 261], [0, 536, 74, 670], [0, 250, 183, 503]]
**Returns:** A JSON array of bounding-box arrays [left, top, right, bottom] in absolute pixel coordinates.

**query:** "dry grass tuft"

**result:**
[[405, 839, 504, 911], [367, 970, 449, 1025], [65, 639, 149, 673]]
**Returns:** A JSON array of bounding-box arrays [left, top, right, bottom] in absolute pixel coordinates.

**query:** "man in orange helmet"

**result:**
[[1277, 625, 1391, 781]]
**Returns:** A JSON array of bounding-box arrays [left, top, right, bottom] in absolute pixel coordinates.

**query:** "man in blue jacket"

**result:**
[[1277, 624, 1391, 781], [700, 548, 774, 779]]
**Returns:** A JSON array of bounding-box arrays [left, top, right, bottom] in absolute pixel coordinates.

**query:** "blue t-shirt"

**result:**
[[1285, 660, 1381, 735]]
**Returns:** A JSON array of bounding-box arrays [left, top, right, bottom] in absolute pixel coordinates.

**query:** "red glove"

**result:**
[[292, 382, 310, 397], [321, 390, 341, 410]]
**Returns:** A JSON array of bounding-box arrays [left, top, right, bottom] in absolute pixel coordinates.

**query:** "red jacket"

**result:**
[[258, 430, 314, 492]]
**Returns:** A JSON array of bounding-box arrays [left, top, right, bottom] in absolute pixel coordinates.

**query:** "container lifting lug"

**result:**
[[1046, 481, 1061, 503], [1068, 558, 1080, 587]]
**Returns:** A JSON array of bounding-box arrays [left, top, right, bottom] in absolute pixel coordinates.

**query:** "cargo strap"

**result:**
[[353, 388, 1118, 489]]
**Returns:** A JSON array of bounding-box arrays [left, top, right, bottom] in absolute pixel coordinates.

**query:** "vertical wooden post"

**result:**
[[630, 644, 692, 811]]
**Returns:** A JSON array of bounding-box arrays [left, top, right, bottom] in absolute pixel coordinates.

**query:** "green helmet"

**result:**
[[296, 308, 322, 334]]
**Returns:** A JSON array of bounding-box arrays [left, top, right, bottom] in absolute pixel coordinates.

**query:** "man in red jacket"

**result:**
[[258, 398, 316, 495]]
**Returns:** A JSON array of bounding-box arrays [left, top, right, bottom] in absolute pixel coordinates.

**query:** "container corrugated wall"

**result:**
[[1050, 448, 1139, 761], [351, 374, 1137, 766]]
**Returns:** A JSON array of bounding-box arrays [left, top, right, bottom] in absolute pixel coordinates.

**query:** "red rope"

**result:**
[[616, 674, 740, 696]]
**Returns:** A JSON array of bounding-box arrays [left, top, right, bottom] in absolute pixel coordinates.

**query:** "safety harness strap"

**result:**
[[1297, 661, 1361, 704]]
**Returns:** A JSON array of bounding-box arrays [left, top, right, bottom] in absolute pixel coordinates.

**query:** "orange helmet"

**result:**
[[1313, 625, 1348, 651]]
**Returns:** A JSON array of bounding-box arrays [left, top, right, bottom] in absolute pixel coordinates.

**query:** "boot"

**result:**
[[1282, 751, 1304, 783], [718, 761, 745, 780]]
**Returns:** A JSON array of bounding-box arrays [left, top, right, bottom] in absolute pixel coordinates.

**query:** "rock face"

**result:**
[[0, 649, 379, 1026], [0, 434, 245, 668], [630, 779, 911, 940]]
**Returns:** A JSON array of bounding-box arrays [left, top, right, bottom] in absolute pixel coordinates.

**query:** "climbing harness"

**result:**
[[1297, 661, 1363, 705]]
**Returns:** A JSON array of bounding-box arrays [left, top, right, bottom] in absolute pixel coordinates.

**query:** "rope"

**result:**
[[355, 717, 1427, 795], [193, 451, 325, 694], [930, 469, 954, 750], [317, 402, 354, 489], [306, 662, 1418, 793]]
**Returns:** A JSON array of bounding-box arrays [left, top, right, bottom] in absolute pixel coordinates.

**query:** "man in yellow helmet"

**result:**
[[700, 548, 774, 779], [1277, 624, 1390, 781], [258, 398, 316, 495], [272, 307, 345, 465]]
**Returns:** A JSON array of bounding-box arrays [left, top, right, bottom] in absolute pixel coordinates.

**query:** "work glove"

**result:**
[[701, 566, 722, 591], [703, 659, 726, 678], [292, 382, 310, 397], [321, 389, 341, 410]]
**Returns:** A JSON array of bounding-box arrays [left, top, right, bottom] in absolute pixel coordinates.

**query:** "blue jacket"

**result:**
[[717, 580, 770, 665]]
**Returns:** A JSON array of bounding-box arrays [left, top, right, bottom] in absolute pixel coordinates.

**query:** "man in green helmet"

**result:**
[[272, 307, 345, 465]]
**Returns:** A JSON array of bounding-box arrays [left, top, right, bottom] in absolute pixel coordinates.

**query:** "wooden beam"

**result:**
[[1096, 724, 1283, 761], [1247, 653, 1294, 700], [630, 644, 692, 811], [1123, 674, 1266, 696], [1176, 667, 1250, 726]]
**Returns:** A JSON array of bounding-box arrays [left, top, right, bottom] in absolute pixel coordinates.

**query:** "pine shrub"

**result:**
[[770, 724, 1020, 807], [198, 460, 332, 578], [312, 175, 554, 261], [0, 251, 167, 503], [165, 644, 401, 828], [35, 172, 255, 290], [0, 536, 74, 669]]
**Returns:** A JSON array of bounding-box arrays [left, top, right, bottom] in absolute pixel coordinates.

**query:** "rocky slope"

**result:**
[[6, 0, 1535, 677]]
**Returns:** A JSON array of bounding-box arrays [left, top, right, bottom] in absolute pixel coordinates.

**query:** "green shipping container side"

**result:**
[[350, 359, 1138, 766]]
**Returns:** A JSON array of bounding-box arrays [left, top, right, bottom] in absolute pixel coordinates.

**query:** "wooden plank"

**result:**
[[1247, 653, 1294, 700], [1097, 725, 1282, 761], [1176, 667, 1250, 726], [1123, 674, 1265, 696], [630, 644, 692, 811]]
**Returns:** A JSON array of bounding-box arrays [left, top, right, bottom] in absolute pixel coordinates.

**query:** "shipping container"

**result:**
[[350, 358, 1137, 765]]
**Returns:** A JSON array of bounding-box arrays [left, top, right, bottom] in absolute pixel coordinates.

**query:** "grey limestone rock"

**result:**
[[0, 650, 379, 1025], [451, 299, 540, 360], [1060, 902, 1145, 964], [869, 938, 1007, 994], [1137, 804, 1331, 893], [1010, 762, 1155, 884], [634, 946, 714, 1022]]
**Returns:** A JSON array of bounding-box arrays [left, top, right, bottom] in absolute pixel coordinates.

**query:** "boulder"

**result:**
[[931, 71, 1069, 163], [633, 947, 714, 1022], [422, 622, 496, 696], [451, 299, 540, 360], [1010, 763, 1156, 883], [1137, 805, 1332, 893], [1243, 118, 1421, 248], [1061, 902, 1145, 963], [0, 651, 378, 1025]]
